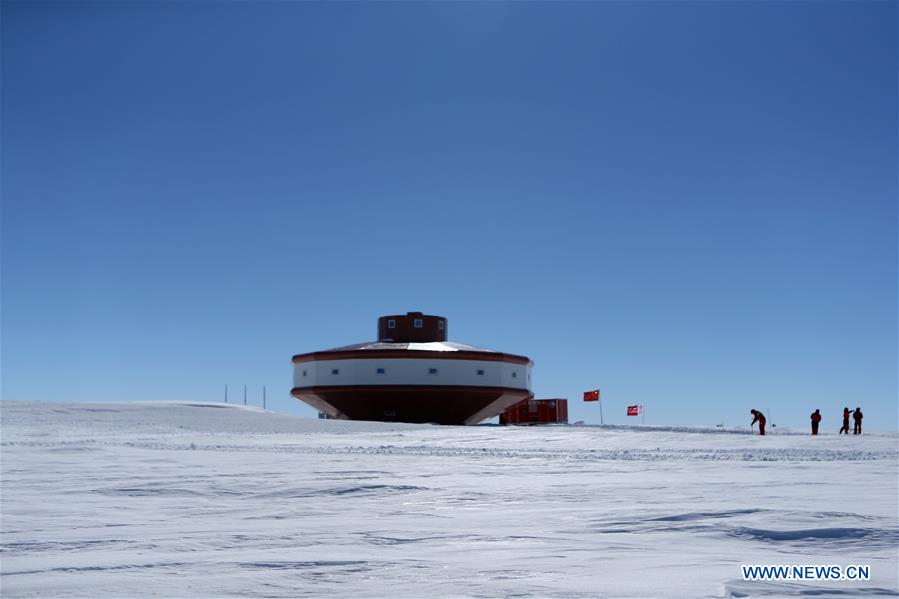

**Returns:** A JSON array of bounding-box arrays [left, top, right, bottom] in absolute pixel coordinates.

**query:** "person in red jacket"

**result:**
[[750, 409, 766, 436], [839, 407, 851, 434], [853, 407, 863, 435], [810, 409, 821, 435]]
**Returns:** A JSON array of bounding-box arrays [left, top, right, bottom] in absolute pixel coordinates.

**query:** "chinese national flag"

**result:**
[[627, 404, 641, 416], [583, 389, 600, 402]]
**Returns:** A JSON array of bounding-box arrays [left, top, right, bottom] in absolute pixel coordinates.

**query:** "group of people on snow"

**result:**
[[837, 407, 863, 435], [747, 408, 863, 436]]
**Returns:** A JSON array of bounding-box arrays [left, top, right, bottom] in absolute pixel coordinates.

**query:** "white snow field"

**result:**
[[1, 402, 896, 598]]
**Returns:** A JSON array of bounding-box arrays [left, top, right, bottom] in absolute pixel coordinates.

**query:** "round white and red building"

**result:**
[[291, 312, 534, 425]]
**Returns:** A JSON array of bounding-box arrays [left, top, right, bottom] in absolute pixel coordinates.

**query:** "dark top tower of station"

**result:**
[[377, 312, 447, 343]]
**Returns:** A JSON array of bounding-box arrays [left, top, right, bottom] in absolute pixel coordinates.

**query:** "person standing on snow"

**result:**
[[750, 409, 766, 436], [853, 407, 863, 435], [810, 409, 821, 435], [839, 407, 851, 434]]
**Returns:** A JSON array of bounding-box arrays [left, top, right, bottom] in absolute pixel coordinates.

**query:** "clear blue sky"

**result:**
[[2, 1, 896, 430]]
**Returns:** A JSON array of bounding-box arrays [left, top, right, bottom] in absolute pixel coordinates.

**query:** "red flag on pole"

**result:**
[[627, 404, 643, 416], [583, 389, 600, 402]]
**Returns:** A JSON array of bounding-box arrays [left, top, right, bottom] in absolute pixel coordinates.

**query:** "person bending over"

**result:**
[[750, 409, 766, 436]]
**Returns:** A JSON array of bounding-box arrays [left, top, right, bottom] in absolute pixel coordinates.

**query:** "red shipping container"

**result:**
[[499, 398, 568, 425]]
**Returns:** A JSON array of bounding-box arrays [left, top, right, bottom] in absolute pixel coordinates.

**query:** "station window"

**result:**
[[331, 368, 340, 375], [512, 372, 518, 378], [376, 368, 385, 374], [387, 319, 396, 329], [414, 319, 423, 328], [428, 367, 438, 374], [477, 369, 485, 376], [302, 370, 307, 377], [438, 320, 445, 330]]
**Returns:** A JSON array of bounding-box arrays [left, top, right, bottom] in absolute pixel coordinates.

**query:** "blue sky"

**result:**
[[2, 1, 896, 430]]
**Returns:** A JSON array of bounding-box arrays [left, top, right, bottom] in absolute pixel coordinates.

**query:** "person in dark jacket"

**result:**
[[839, 407, 850, 434], [853, 407, 863, 435], [810, 409, 821, 435], [750, 409, 766, 436]]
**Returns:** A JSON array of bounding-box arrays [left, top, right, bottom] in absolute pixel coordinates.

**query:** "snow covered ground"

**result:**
[[1, 401, 896, 598]]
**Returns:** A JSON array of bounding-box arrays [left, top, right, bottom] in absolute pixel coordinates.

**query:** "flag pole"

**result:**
[[599, 390, 604, 425], [642, 404, 645, 425]]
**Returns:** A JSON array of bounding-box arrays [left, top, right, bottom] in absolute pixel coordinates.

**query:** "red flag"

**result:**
[[583, 389, 600, 402], [627, 404, 642, 416]]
